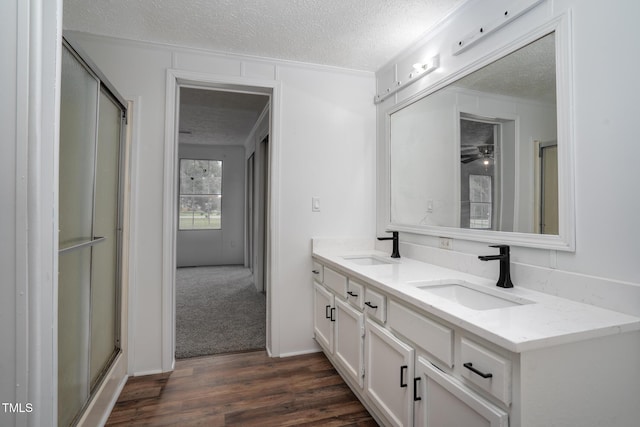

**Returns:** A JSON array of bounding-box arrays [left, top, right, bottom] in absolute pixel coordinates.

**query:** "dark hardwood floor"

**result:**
[[106, 350, 378, 426]]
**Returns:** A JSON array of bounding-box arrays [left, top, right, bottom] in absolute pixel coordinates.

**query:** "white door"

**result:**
[[334, 298, 364, 388], [540, 143, 558, 234], [414, 356, 508, 427], [313, 282, 334, 353], [365, 318, 414, 427]]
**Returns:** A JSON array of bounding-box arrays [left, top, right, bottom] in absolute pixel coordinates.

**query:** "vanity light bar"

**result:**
[[374, 55, 440, 105], [452, 0, 544, 56]]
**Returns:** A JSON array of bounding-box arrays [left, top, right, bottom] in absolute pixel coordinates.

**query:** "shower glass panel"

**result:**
[[59, 46, 98, 249], [58, 247, 92, 427], [58, 45, 99, 427], [89, 90, 122, 388], [58, 40, 125, 426]]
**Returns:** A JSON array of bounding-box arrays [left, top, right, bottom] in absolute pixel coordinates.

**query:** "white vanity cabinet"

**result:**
[[346, 278, 365, 310], [414, 357, 508, 427], [334, 298, 365, 388], [365, 318, 414, 427], [312, 257, 640, 426], [313, 268, 365, 388], [385, 298, 507, 427], [313, 281, 334, 353], [313, 262, 506, 427]]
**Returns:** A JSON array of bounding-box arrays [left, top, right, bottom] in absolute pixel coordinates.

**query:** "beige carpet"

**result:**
[[175, 265, 266, 359]]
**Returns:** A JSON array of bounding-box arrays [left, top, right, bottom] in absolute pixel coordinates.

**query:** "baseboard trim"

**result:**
[[77, 353, 128, 427], [277, 348, 321, 358]]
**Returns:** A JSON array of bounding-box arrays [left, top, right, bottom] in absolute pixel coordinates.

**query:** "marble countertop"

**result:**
[[312, 243, 640, 353]]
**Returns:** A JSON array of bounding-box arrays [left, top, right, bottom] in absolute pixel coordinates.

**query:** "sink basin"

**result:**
[[342, 256, 394, 266], [417, 283, 532, 310]]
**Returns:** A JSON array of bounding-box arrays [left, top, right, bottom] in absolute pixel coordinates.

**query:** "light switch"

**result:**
[[312, 197, 321, 212]]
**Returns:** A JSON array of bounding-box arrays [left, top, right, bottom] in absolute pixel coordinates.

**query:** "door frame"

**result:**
[[162, 69, 281, 371], [534, 139, 559, 234]]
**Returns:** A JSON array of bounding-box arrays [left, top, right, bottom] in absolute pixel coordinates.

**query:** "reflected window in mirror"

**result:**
[[467, 174, 493, 229]]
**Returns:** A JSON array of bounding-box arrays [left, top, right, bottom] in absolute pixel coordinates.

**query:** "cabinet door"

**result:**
[[414, 357, 508, 427], [335, 298, 364, 388], [365, 318, 414, 427], [313, 282, 334, 353]]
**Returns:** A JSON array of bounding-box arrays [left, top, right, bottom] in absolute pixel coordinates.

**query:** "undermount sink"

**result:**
[[342, 256, 395, 266], [416, 283, 533, 310]]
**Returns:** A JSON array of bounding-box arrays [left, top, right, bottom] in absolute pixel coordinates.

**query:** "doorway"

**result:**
[[536, 140, 559, 234], [250, 135, 269, 294], [459, 116, 502, 230], [173, 86, 270, 359], [459, 113, 518, 232]]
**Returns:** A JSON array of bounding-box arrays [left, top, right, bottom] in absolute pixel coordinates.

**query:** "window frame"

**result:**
[[178, 158, 223, 231]]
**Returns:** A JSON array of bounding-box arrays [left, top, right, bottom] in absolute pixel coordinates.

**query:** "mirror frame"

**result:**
[[381, 15, 575, 251]]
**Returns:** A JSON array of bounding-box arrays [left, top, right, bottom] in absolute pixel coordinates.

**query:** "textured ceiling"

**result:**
[[454, 32, 556, 104], [63, 0, 466, 71], [179, 88, 269, 146], [64, 0, 466, 146]]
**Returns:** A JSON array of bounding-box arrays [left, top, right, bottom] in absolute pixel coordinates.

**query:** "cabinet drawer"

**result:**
[[312, 261, 324, 283], [416, 357, 508, 427], [460, 337, 511, 405], [347, 279, 364, 310], [364, 287, 386, 323], [324, 267, 347, 299], [388, 300, 453, 368]]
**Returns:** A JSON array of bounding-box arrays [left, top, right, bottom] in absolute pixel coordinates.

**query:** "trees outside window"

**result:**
[[179, 159, 222, 230]]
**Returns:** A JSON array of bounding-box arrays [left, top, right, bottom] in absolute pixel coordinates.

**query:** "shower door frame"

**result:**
[[58, 36, 129, 426]]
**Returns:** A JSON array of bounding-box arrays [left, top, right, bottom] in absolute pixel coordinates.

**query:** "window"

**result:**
[[469, 174, 492, 229], [179, 159, 222, 230]]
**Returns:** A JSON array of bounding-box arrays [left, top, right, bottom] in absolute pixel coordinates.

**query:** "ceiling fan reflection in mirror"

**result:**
[[461, 143, 494, 164]]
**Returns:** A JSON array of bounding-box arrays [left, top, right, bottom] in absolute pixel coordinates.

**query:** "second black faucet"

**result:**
[[478, 244, 514, 288]]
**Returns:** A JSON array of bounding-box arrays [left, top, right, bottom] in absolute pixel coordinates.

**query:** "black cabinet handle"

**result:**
[[330, 307, 335, 322], [312, 270, 320, 274], [365, 301, 378, 309], [400, 365, 408, 388], [325, 305, 331, 319], [347, 291, 358, 297], [413, 377, 422, 401], [463, 362, 493, 378]]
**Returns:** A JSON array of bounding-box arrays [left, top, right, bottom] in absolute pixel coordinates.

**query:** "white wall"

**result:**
[[376, 0, 640, 316], [0, 3, 19, 424], [65, 31, 376, 372], [176, 144, 245, 267]]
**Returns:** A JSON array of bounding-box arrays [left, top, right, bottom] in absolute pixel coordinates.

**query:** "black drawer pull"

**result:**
[[364, 301, 378, 309], [330, 307, 335, 322], [347, 291, 358, 297], [413, 377, 422, 401], [463, 362, 493, 378], [325, 305, 331, 319], [400, 365, 408, 388], [312, 270, 320, 274]]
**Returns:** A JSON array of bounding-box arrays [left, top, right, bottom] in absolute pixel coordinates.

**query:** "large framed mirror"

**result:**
[[385, 18, 574, 250]]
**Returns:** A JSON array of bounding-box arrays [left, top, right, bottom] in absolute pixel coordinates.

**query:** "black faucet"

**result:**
[[478, 244, 514, 288], [377, 231, 400, 258]]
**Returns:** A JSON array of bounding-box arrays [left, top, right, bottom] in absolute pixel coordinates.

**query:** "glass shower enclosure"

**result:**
[[58, 39, 126, 426]]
